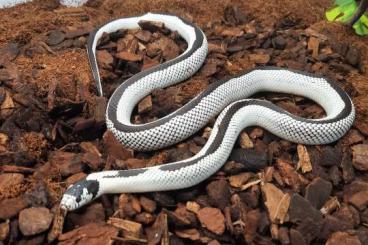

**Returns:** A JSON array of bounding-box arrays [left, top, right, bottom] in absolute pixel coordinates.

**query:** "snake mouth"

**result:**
[[60, 194, 78, 211]]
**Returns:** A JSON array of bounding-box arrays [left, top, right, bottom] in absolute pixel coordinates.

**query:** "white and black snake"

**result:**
[[60, 13, 355, 211]]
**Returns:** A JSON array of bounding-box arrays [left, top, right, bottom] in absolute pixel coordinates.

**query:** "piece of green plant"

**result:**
[[326, 0, 368, 35]]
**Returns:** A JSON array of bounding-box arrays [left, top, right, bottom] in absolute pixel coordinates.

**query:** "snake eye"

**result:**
[[76, 195, 81, 203]]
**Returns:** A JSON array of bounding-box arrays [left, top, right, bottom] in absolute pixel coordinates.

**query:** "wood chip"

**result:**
[[0, 42, 19, 65], [263, 166, 275, 182], [80, 141, 102, 156], [326, 231, 361, 245], [116, 51, 143, 62], [131, 196, 142, 213], [261, 183, 290, 224], [0, 91, 14, 118], [200, 61, 218, 77], [138, 20, 167, 33], [47, 206, 67, 243], [224, 207, 234, 234], [351, 144, 368, 171], [118, 194, 130, 210], [0, 220, 9, 241], [320, 197, 340, 215], [308, 36, 320, 59], [103, 131, 134, 160], [304, 28, 328, 41], [66, 172, 87, 186], [240, 179, 261, 191], [296, 145, 312, 173], [135, 212, 155, 225], [249, 53, 270, 65], [197, 207, 225, 235], [47, 77, 58, 111], [64, 24, 93, 39], [174, 228, 200, 241], [348, 190, 368, 210], [239, 132, 254, 149], [0, 133, 8, 145], [0, 165, 35, 174], [0, 196, 27, 220], [58, 222, 118, 244], [107, 217, 143, 238], [49, 151, 85, 177], [111, 236, 147, 244], [143, 56, 160, 70], [186, 201, 200, 214], [243, 209, 261, 243], [229, 172, 252, 188], [96, 50, 114, 69], [208, 240, 221, 245], [134, 30, 152, 43], [250, 128, 263, 139], [208, 43, 226, 54], [138, 95, 152, 114], [277, 158, 308, 192], [220, 27, 244, 37], [139, 196, 156, 213], [146, 212, 168, 245], [270, 223, 279, 240]]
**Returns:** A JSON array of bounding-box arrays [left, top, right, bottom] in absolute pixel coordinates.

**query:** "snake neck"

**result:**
[[87, 169, 152, 194]]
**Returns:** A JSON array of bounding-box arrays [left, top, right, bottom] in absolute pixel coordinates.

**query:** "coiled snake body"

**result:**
[[60, 13, 355, 211]]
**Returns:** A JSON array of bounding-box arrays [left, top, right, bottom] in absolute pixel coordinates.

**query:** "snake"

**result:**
[[60, 13, 355, 211]]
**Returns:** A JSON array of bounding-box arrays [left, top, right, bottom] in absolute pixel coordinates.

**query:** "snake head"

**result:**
[[60, 179, 100, 211]]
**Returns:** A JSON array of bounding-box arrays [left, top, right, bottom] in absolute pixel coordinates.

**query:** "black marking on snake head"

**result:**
[[66, 179, 99, 199], [102, 168, 147, 178]]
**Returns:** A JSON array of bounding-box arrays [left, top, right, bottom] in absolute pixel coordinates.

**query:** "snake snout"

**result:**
[[60, 194, 78, 211]]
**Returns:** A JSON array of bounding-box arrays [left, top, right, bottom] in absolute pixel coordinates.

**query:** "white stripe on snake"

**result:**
[[60, 13, 355, 211]]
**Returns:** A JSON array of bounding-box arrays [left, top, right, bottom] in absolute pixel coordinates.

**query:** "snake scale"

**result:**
[[60, 13, 355, 211]]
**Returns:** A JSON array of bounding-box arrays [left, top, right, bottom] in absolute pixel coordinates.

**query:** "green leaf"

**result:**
[[326, 0, 368, 36], [353, 15, 368, 35], [326, 2, 357, 23], [353, 22, 368, 35], [326, 6, 343, 21], [360, 14, 368, 26], [335, 0, 355, 6], [336, 2, 358, 22]]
